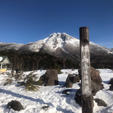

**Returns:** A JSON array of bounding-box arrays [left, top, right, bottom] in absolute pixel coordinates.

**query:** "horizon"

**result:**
[[0, 0, 113, 48]]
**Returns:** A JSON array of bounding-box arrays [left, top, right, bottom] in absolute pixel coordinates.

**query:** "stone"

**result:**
[[79, 67, 102, 83], [45, 69, 58, 86], [90, 67, 102, 84], [91, 81, 103, 96], [62, 89, 73, 95], [109, 78, 113, 84], [79, 67, 103, 95], [65, 74, 80, 88], [7, 100, 24, 111], [74, 89, 94, 109], [108, 78, 113, 91], [94, 98, 107, 107], [109, 84, 113, 91], [37, 69, 58, 86], [82, 95, 94, 113], [41, 105, 49, 110], [37, 74, 47, 85], [74, 89, 82, 106], [65, 81, 73, 88]]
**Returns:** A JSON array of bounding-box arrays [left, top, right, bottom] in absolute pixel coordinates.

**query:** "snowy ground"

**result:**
[[0, 69, 113, 113]]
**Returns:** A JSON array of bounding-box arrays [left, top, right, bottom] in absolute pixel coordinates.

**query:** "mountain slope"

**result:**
[[110, 48, 113, 52], [0, 33, 112, 55], [18, 33, 113, 61], [0, 42, 24, 52], [0, 33, 113, 69]]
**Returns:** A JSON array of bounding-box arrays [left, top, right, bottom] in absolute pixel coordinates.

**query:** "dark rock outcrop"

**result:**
[[109, 85, 113, 91], [109, 78, 113, 84], [41, 105, 49, 110], [37, 69, 58, 86], [74, 89, 82, 106], [75, 89, 94, 109], [108, 78, 113, 91], [90, 67, 103, 95], [7, 100, 24, 111], [65, 74, 80, 88], [79, 67, 103, 95], [90, 67, 102, 84], [94, 98, 107, 107], [91, 81, 103, 95], [62, 89, 74, 95], [75, 67, 104, 108]]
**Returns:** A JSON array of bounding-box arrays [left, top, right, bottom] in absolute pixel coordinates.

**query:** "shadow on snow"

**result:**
[[0, 88, 53, 106]]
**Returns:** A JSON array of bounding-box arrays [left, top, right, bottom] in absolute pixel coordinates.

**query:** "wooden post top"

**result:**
[[80, 27, 89, 43], [80, 26, 88, 29]]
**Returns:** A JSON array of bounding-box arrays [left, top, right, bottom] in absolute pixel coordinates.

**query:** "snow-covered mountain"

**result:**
[[0, 33, 112, 54], [18, 33, 112, 56], [0, 42, 24, 52], [0, 33, 113, 59], [17, 33, 80, 56], [0, 33, 113, 69], [110, 48, 113, 52]]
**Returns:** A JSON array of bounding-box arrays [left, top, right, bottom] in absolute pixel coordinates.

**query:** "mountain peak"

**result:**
[[48, 32, 76, 41], [40, 32, 79, 53]]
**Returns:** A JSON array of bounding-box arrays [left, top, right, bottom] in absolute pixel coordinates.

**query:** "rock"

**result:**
[[7, 100, 24, 111], [65, 81, 73, 88], [108, 78, 113, 91], [74, 89, 94, 108], [94, 98, 107, 107], [82, 94, 94, 112], [79, 67, 103, 95], [90, 67, 102, 84], [41, 105, 49, 110], [109, 78, 113, 84], [79, 67, 102, 83], [45, 69, 58, 86], [37, 69, 58, 86], [109, 84, 113, 91], [62, 89, 74, 95], [17, 82, 25, 86], [65, 74, 80, 88], [91, 81, 103, 96], [74, 89, 82, 106], [37, 74, 47, 85]]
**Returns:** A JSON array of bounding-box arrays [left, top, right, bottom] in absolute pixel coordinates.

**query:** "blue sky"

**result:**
[[0, 0, 113, 48]]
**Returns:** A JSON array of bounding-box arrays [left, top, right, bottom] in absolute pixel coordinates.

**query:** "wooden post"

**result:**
[[80, 27, 93, 113]]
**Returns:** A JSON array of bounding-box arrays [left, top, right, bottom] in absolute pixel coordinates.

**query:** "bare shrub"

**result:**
[[4, 78, 13, 86], [23, 72, 39, 91]]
